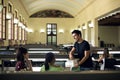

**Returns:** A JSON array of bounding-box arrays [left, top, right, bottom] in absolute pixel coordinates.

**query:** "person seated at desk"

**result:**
[[97, 48, 110, 63], [41, 52, 63, 72], [96, 48, 116, 70], [15, 47, 32, 71]]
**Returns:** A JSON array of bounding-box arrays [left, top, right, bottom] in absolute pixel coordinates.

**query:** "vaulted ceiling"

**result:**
[[20, 0, 94, 17], [20, 0, 120, 26]]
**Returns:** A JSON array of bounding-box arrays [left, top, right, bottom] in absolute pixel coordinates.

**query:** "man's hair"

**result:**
[[72, 30, 82, 37]]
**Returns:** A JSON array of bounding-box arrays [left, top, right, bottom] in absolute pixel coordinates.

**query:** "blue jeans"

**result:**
[[80, 67, 92, 71]]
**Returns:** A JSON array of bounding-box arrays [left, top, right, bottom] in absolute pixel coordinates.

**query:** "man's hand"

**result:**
[[74, 63, 79, 68]]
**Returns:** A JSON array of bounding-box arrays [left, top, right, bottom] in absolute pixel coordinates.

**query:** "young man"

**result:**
[[69, 30, 93, 70]]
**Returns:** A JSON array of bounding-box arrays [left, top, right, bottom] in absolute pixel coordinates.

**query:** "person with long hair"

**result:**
[[41, 52, 63, 72], [15, 47, 32, 71], [98, 48, 110, 62], [97, 47, 117, 70]]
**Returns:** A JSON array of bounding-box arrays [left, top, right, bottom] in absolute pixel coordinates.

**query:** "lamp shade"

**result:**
[[18, 22, 23, 27], [40, 29, 45, 33], [28, 29, 33, 33], [21, 25, 25, 29], [59, 29, 64, 33], [14, 18, 19, 24], [6, 12, 12, 19]]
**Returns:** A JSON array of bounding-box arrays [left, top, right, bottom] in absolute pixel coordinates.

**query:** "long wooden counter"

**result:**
[[0, 54, 69, 59], [0, 71, 120, 80]]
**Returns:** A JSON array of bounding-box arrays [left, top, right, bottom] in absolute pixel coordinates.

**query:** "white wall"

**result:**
[[75, 0, 120, 47], [99, 26, 119, 47], [27, 18, 75, 45]]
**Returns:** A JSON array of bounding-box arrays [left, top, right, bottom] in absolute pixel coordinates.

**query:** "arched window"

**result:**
[[0, 0, 6, 40]]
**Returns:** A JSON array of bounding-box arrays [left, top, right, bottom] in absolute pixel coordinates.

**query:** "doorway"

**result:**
[[98, 9, 120, 47]]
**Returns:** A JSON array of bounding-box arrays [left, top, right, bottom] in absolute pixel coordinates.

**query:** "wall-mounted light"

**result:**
[[59, 29, 64, 33], [88, 23, 93, 27], [25, 27, 29, 32], [78, 28, 81, 31], [82, 26, 86, 29], [21, 25, 26, 29], [82, 24, 86, 29], [40, 29, 45, 33], [88, 21, 94, 28], [14, 18, 19, 24], [6, 12, 12, 20], [18, 22, 23, 27], [25, 27, 33, 33], [28, 29, 33, 33]]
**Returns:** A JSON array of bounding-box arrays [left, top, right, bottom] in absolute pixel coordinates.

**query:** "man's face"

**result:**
[[72, 33, 80, 42]]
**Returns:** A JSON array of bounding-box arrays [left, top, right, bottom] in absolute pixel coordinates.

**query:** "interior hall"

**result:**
[[0, 0, 120, 80]]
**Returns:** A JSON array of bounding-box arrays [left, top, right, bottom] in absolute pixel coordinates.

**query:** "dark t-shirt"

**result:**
[[74, 40, 93, 68]]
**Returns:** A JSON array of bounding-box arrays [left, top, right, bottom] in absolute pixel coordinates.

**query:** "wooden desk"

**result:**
[[0, 54, 69, 71], [0, 71, 120, 80]]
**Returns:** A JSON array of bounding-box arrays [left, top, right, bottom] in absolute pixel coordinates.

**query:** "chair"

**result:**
[[99, 58, 117, 70], [104, 58, 117, 70]]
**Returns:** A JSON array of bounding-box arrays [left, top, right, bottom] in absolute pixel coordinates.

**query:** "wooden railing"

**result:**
[[0, 71, 120, 80]]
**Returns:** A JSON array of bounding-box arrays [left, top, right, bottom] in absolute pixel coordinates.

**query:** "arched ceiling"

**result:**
[[20, 0, 94, 17]]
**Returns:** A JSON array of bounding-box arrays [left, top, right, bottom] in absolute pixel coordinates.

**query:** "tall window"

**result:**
[[14, 10, 18, 40], [47, 23, 57, 45], [8, 3, 13, 40], [22, 19, 25, 41], [0, 8, 2, 39], [25, 30, 27, 41], [0, 0, 6, 40], [19, 27, 22, 40], [18, 15, 22, 41], [2, 7, 6, 40], [22, 29, 25, 40]]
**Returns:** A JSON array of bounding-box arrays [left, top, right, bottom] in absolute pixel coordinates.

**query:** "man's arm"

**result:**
[[78, 50, 90, 65], [69, 47, 75, 60], [74, 50, 90, 67]]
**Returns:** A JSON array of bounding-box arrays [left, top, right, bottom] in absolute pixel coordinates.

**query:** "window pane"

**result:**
[[47, 24, 51, 28], [47, 31, 51, 35], [52, 36, 56, 43], [53, 31, 56, 35], [2, 7, 6, 39], [47, 28, 51, 32], [19, 27, 22, 40]]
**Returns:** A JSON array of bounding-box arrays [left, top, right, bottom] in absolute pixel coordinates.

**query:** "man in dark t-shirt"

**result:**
[[69, 30, 93, 70]]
